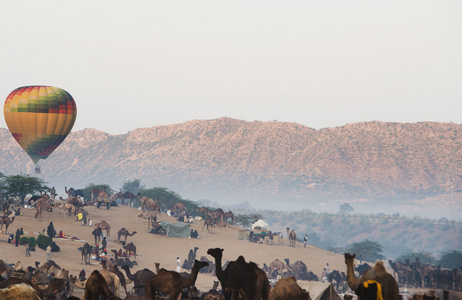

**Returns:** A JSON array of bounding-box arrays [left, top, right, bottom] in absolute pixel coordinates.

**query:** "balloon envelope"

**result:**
[[4, 86, 77, 164]]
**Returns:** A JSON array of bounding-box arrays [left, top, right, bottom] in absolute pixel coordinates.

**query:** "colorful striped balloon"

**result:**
[[4, 86, 77, 164]]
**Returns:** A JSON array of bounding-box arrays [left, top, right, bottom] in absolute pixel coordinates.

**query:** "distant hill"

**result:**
[[1, 118, 462, 209]]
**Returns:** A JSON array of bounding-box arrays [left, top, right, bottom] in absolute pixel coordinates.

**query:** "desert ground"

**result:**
[[1, 203, 459, 299]]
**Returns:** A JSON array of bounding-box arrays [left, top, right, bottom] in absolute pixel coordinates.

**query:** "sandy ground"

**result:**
[[1, 205, 460, 299]]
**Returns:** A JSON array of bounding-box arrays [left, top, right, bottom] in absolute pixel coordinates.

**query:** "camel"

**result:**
[[286, 228, 297, 247], [196, 207, 209, 219], [174, 202, 187, 212], [121, 191, 138, 206], [224, 211, 235, 224], [207, 247, 270, 300], [203, 218, 217, 232], [90, 187, 103, 201], [145, 259, 209, 300], [117, 228, 137, 243], [92, 227, 103, 245], [33, 197, 53, 221], [81, 242, 92, 265], [185, 247, 199, 270], [0, 277, 65, 300], [99, 267, 121, 297], [207, 209, 224, 222], [2, 199, 11, 214], [65, 186, 84, 198], [108, 264, 128, 296], [139, 196, 155, 212], [55, 201, 75, 217], [138, 211, 159, 230], [201, 281, 223, 300], [123, 242, 137, 260], [270, 259, 291, 275], [0, 216, 15, 232], [344, 253, 399, 300], [95, 220, 111, 238], [84, 270, 121, 300], [269, 276, 310, 300], [121, 265, 155, 296]]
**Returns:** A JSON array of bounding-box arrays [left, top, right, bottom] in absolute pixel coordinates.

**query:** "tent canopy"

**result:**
[[297, 281, 342, 300], [160, 221, 190, 238], [251, 219, 270, 230]]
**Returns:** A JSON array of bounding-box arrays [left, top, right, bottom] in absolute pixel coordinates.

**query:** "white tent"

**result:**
[[251, 219, 270, 231], [297, 281, 343, 300]]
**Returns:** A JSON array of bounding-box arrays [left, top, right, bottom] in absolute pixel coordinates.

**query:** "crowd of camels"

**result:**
[[1, 249, 410, 300], [1, 187, 459, 299]]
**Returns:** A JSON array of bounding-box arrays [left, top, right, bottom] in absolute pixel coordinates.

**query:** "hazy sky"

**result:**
[[1, 1, 461, 135]]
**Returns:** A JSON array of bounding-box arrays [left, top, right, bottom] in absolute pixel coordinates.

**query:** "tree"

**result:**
[[339, 202, 354, 214], [396, 251, 436, 265], [0, 174, 49, 205], [121, 179, 144, 195], [347, 239, 385, 262], [139, 187, 198, 212], [235, 213, 263, 227], [81, 183, 114, 200], [438, 250, 462, 269]]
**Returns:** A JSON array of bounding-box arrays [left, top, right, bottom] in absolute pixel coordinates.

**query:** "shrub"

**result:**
[[19, 236, 36, 247], [37, 234, 52, 250]]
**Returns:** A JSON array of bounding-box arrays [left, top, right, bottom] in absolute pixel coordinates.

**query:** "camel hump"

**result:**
[[236, 256, 246, 263]]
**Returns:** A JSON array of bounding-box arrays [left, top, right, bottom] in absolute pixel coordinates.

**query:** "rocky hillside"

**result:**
[[1, 118, 462, 208]]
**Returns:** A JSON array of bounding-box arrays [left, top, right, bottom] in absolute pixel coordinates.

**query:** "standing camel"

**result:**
[[81, 242, 92, 265], [34, 197, 53, 221], [117, 228, 137, 243], [92, 227, 103, 245], [144, 260, 209, 300], [207, 247, 270, 300], [286, 227, 297, 247], [344, 253, 399, 300], [123, 242, 137, 261], [95, 220, 111, 238], [0, 216, 15, 232], [121, 265, 155, 297]]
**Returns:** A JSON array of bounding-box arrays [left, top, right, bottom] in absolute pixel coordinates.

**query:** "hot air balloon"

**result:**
[[4, 86, 77, 173]]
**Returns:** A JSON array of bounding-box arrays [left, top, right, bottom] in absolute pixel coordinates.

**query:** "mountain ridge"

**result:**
[[1, 118, 461, 210]]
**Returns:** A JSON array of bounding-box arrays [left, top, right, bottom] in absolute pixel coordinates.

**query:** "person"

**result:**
[[321, 268, 327, 283], [117, 249, 122, 257], [58, 230, 65, 238], [176, 257, 181, 272], [8, 233, 13, 243], [269, 231, 273, 245], [355, 269, 383, 300], [326, 263, 330, 275], [26, 242, 30, 257], [46, 245, 52, 262], [47, 222, 56, 241], [19, 227, 24, 236], [79, 269, 86, 281], [303, 234, 308, 248], [102, 237, 107, 250], [15, 228, 20, 247]]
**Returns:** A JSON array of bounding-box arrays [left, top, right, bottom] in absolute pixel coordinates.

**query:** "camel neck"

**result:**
[[183, 266, 200, 288]]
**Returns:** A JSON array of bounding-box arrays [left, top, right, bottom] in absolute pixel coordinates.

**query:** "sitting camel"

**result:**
[[145, 260, 209, 300], [0, 277, 65, 299], [84, 270, 121, 300], [117, 228, 137, 243], [95, 220, 111, 238], [269, 276, 311, 300], [344, 253, 399, 300], [270, 259, 291, 275], [123, 242, 137, 260]]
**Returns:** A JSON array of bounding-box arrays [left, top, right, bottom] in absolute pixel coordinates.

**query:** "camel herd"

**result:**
[[1, 249, 409, 300]]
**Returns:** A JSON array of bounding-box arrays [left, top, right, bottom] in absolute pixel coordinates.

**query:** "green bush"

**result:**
[[37, 234, 52, 250], [19, 236, 36, 247]]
